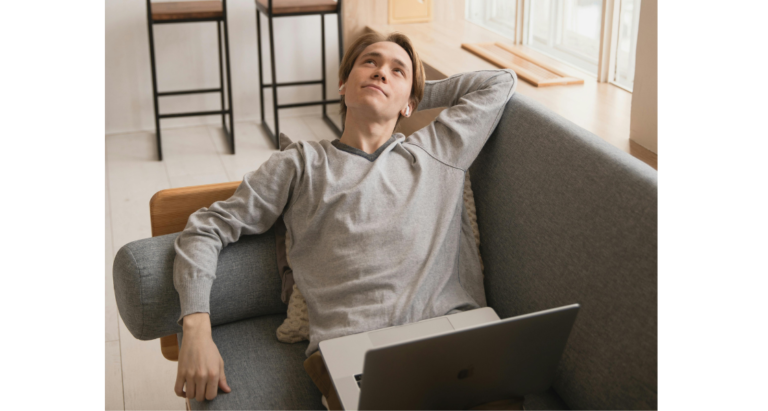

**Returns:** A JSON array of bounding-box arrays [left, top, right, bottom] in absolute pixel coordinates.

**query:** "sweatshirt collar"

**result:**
[[331, 135, 398, 162]]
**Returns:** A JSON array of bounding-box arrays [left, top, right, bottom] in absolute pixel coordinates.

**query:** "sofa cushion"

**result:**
[[179, 314, 323, 410], [181, 315, 568, 411], [469, 93, 657, 410]]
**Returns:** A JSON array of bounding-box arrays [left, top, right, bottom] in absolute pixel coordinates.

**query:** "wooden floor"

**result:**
[[105, 114, 337, 410]]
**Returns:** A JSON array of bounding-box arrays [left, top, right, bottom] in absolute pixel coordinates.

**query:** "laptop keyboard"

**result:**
[[354, 373, 363, 389]]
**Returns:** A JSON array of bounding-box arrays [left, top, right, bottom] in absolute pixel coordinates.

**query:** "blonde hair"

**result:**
[[338, 31, 426, 132]]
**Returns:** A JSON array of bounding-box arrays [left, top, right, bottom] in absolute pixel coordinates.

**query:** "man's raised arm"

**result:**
[[408, 68, 517, 170]]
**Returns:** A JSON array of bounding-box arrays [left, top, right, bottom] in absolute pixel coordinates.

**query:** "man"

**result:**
[[172, 31, 518, 406]]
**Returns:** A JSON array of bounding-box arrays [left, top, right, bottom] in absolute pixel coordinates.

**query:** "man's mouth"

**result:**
[[364, 85, 386, 96]]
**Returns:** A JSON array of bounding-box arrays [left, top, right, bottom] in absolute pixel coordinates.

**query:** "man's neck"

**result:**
[[339, 112, 397, 154]]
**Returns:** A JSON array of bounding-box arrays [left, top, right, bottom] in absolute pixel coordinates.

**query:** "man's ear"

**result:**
[[404, 101, 414, 117]]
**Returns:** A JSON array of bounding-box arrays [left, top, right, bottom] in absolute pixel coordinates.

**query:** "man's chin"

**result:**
[[347, 106, 397, 123]]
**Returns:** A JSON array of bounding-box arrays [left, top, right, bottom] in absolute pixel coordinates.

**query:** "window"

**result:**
[[466, 0, 519, 41], [613, 0, 642, 89], [527, 0, 603, 75], [465, 0, 643, 91]]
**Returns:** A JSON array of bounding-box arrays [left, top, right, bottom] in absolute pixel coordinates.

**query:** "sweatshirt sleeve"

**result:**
[[172, 142, 306, 327], [407, 69, 517, 170]]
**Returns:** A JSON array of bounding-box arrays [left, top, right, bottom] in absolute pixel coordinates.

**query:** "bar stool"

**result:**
[[146, 0, 235, 161], [255, 0, 344, 150]]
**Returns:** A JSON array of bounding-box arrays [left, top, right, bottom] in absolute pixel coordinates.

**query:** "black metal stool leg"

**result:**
[[321, 13, 326, 119], [146, 0, 163, 161], [329, 0, 345, 134], [256, 9, 265, 132], [320, 11, 341, 138], [268, 9, 280, 149], [217, 21, 226, 139], [222, 0, 235, 154]]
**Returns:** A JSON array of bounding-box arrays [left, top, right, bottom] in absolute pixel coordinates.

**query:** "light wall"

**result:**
[[106, 0, 340, 135], [629, 0, 657, 154]]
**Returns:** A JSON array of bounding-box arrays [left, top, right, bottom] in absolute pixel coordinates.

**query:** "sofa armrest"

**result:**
[[113, 228, 285, 341]]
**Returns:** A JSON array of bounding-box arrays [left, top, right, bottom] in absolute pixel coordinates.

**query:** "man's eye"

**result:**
[[366, 59, 403, 75]]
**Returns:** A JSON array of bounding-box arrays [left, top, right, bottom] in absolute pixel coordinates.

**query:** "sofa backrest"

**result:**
[[469, 94, 657, 410]]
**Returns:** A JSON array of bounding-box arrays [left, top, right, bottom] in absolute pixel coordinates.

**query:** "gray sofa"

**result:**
[[113, 93, 658, 410]]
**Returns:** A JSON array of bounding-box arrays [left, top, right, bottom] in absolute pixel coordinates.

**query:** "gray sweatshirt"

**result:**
[[173, 68, 518, 357]]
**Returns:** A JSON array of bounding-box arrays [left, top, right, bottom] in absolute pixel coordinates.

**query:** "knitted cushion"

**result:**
[[276, 170, 484, 343], [463, 169, 484, 272], [276, 283, 309, 342]]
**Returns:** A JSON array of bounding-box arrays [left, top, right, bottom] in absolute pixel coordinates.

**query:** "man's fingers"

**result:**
[[174, 374, 186, 398], [186, 378, 196, 400], [220, 362, 231, 392], [205, 374, 219, 400], [195, 375, 208, 403]]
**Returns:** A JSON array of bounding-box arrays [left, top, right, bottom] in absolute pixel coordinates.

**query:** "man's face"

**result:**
[[340, 41, 414, 122]]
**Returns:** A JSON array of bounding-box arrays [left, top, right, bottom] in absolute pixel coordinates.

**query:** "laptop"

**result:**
[[318, 304, 580, 410]]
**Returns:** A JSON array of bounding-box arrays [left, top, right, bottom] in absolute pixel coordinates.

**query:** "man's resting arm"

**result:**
[[173, 143, 306, 326]]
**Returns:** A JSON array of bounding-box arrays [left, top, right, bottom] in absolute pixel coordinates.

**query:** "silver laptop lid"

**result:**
[[319, 307, 501, 410], [357, 304, 580, 410]]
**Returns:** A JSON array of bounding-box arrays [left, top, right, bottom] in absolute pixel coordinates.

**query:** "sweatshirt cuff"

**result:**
[[176, 280, 214, 327]]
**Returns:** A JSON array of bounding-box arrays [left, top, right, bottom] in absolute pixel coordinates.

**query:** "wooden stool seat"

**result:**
[[256, 0, 338, 15], [151, 0, 223, 21]]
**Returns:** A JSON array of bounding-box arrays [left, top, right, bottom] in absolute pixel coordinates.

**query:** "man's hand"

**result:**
[[175, 313, 232, 402]]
